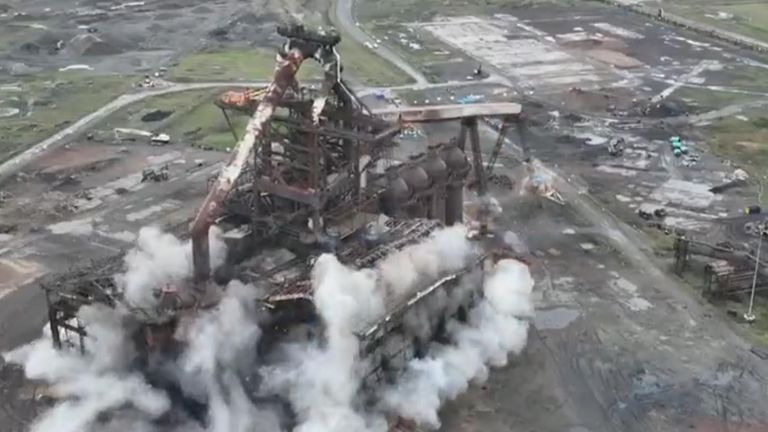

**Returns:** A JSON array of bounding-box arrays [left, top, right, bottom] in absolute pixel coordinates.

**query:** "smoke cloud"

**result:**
[[263, 254, 387, 432], [381, 259, 534, 429], [4, 305, 170, 432], [115, 225, 227, 310], [378, 224, 475, 300], [3, 226, 534, 432]]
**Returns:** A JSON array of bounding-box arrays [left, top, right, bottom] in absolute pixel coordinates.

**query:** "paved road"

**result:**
[[607, 0, 768, 52], [0, 81, 270, 185], [334, 0, 429, 85]]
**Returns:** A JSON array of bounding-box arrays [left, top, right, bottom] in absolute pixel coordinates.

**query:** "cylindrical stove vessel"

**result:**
[[400, 154, 430, 218], [445, 186, 463, 225], [441, 141, 469, 225], [380, 166, 411, 217], [422, 143, 448, 223]]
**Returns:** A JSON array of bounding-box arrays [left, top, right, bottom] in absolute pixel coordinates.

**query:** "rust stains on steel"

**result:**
[[191, 49, 305, 283], [372, 102, 522, 123]]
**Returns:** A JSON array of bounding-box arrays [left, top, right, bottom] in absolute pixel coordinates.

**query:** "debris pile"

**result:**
[[141, 165, 169, 183]]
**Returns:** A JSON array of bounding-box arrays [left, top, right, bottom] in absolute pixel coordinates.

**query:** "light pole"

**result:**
[[745, 232, 762, 322], [745, 178, 765, 323]]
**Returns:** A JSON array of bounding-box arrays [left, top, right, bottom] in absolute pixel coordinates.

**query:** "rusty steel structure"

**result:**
[[41, 25, 529, 426], [42, 255, 122, 351], [674, 236, 768, 298]]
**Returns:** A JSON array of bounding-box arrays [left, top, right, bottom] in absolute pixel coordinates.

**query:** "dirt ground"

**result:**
[[2, 0, 768, 431], [0, 0, 301, 76]]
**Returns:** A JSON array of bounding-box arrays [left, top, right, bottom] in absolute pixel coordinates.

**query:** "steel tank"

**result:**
[[422, 143, 448, 223], [400, 154, 431, 218], [441, 140, 469, 225], [380, 165, 411, 217]]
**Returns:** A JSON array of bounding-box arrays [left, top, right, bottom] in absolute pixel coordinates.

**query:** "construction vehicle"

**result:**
[[42, 25, 528, 429], [114, 127, 170, 145], [670, 136, 688, 157], [141, 165, 169, 182], [607, 137, 624, 156]]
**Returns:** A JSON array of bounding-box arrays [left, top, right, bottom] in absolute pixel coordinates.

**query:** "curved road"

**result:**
[[0, 81, 271, 184], [335, 0, 428, 85]]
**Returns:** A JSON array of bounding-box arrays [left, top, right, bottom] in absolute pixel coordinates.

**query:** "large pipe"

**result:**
[[191, 49, 305, 284]]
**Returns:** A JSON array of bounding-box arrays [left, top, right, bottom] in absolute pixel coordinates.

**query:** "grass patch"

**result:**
[[358, 0, 575, 22], [94, 88, 244, 151], [322, 8, 414, 86], [646, 228, 676, 257], [707, 3, 768, 43], [169, 40, 408, 86], [334, 36, 414, 86], [165, 99, 249, 151], [648, 1, 768, 43], [724, 297, 768, 346], [97, 89, 215, 133], [366, 22, 474, 82], [705, 112, 768, 201], [0, 73, 134, 162], [720, 65, 768, 92], [674, 86, 759, 111], [168, 48, 326, 83]]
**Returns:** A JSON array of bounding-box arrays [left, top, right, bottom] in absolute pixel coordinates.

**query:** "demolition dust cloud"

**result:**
[[4, 225, 534, 432]]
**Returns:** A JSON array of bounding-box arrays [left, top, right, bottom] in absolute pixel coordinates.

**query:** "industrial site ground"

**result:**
[[2, 0, 768, 431]]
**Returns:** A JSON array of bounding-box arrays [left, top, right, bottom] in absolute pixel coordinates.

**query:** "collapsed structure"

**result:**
[[38, 24, 532, 429]]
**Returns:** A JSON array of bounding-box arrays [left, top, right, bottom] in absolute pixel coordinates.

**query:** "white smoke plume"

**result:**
[[378, 224, 475, 300], [381, 259, 534, 429], [264, 254, 388, 432], [115, 226, 227, 310], [4, 225, 534, 432], [3, 280, 272, 432], [3, 305, 170, 432], [264, 225, 486, 432], [177, 280, 283, 432]]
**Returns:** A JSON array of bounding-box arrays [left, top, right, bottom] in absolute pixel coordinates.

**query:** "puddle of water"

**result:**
[[0, 107, 20, 118], [535, 307, 581, 330], [48, 218, 94, 235]]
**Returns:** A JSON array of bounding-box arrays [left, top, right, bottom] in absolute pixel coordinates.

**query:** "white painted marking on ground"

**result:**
[[651, 60, 718, 104], [535, 307, 581, 330], [609, 277, 652, 311], [420, 16, 610, 90], [596, 165, 638, 177], [98, 230, 137, 243], [663, 216, 713, 232], [650, 179, 718, 209], [48, 218, 94, 235], [125, 201, 181, 222], [0, 258, 43, 301], [592, 22, 644, 39]]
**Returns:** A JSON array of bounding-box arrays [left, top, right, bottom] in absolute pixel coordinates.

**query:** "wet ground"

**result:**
[[0, 0, 283, 76], [2, 0, 768, 431], [439, 191, 768, 432]]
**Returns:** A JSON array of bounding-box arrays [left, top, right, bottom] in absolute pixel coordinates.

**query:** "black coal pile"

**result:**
[[642, 100, 686, 118], [141, 109, 175, 122], [66, 33, 124, 56], [207, 12, 280, 43]]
